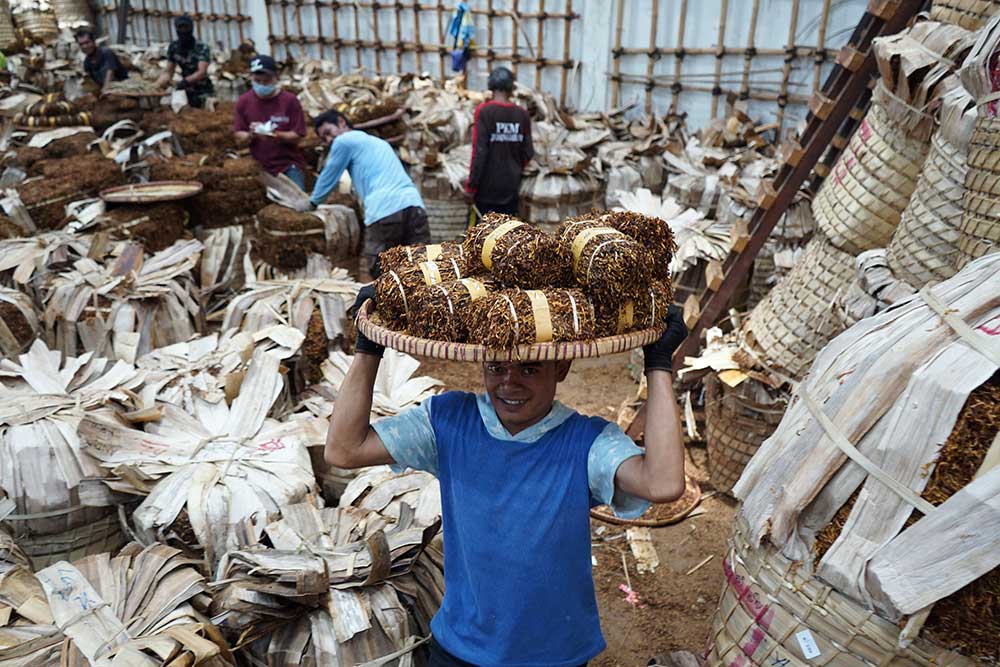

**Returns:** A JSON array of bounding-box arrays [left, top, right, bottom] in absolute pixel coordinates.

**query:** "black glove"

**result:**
[[352, 284, 385, 358], [176, 78, 189, 91], [642, 304, 688, 373]]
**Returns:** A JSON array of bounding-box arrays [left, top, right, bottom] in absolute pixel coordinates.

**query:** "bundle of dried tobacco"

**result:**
[[374, 257, 467, 331], [466, 288, 596, 349], [463, 214, 573, 287], [408, 276, 495, 342]]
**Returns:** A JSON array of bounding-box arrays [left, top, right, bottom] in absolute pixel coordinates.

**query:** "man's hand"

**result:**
[[642, 305, 688, 373], [292, 198, 316, 213], [155, 75, 170, 90], [352, 284, 385, 358]]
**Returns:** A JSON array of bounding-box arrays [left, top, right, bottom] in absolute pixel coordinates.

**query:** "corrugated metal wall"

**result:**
[[99, 0, 870, 128]]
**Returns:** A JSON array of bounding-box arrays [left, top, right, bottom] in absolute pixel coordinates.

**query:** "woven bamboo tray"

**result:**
[[812, 100, 930, 255], [424, 197, 469, 243], [590, 474, 701, 527], [704, 373, 787, 495], [100, 180, 204, 204], [706, 517, 977, 667], [956, 115, 1000, 269], [929, 0, 1000, 30], [357, 299, 664, 362], [747, 235, 856, 380]]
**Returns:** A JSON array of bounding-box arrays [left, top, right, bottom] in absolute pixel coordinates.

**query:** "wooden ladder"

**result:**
[[669, 0, 927, 370]]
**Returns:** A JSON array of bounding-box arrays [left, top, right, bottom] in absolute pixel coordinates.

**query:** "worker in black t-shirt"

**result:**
[[464, 67, 534, 217], [76, 30, 128, 92]]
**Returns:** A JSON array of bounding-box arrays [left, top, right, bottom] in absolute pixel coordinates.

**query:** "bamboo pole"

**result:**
[[354, 1, 362, 69], [235, 0, 244, 41], [669, 0, 688, 115], [314, 0, 326, 62], [140, 0, 151, 45], [645, 0, 660, 113], [710, 0, 730, 118], [814, 0, 832, 92], [436, 0, 445, 81], [739, 0, 762, 100], [395, 1, 404, 71], [511, 0, 520, 77], [487, 0, 495, 77], [776, 0, 801, 134], [372, 1, 382, 74], [293, 0, 305, 61], [331, 1, 341, 70], [413, 1, 423, 72], [610, 0, 625, 108], [560, 0, 572, 107], [535, 0, 545, 90], [618, 46, 815, 57]]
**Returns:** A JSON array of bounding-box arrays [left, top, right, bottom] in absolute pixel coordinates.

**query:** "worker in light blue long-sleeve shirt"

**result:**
[[305, 109, 429, 279]]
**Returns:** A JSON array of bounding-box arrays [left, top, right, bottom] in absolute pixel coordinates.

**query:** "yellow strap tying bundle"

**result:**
[[460, 278, 487, 301], [570, 226, 620, 273], [617, 301, 635, 334], [481, 221, 525, 270], [425, 244, 443, 261], [526, 290, 554, 343], [418, 261, 443, 286]]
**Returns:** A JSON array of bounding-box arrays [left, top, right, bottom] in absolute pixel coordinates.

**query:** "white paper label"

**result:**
[[795, 629, 821, 660]]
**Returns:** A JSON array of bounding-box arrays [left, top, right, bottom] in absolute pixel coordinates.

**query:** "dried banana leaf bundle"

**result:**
[[463, 214, 573, 287], [466, 288, 596, 349], [594, 279, 673, 337], [379, 241, 466, 274], [339, 466, 442, 528], [0, 287, 39, 358], [601, 210, 678, 280], [374, 257, 467, 331], [555, 216, 655, 308], [408, 276, 495, 342]]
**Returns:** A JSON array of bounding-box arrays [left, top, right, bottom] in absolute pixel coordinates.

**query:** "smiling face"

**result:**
[[483, 361, 571, 435], [76, 34, 96, 56]]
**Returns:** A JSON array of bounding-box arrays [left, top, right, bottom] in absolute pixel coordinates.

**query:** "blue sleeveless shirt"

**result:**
[[428, 391, 607, 666]]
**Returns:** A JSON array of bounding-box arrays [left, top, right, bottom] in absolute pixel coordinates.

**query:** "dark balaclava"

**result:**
[[175, 15, 195, 51]]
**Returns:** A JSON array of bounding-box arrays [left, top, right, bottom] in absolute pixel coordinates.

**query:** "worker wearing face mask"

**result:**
[[156, 15, 214, 108], [233, 54, 307, 188]]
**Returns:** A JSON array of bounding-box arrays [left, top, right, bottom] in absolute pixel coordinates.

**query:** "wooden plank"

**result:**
[[705, 261, 724, 292], [730, 218, 750, 252], [683, 294, 700, 330]]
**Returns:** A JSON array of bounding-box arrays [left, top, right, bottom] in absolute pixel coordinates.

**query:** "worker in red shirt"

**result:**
[[233, 55, 308, 189], [464, 67, 534, 216]]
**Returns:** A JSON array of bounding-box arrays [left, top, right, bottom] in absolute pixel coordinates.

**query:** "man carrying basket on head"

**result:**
[[326, 287, 688, 667]]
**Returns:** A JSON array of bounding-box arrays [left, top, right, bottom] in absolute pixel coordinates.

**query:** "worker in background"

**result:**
[[233, 54, 307, 189], [464, 66, 534, 216], [76, 29, 128, 92], [156, 15, 214, 108], [305, 110, 429, 279], [327, 289, 689, 667]]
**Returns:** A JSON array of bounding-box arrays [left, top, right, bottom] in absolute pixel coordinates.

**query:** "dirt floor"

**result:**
[[418, 356, 734, 667]]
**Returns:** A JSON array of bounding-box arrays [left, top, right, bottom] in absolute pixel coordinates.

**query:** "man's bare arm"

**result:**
[[324, 353, 396, 469]]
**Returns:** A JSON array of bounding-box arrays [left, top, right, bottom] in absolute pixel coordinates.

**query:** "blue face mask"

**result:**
[[252, 82, 277, 98]]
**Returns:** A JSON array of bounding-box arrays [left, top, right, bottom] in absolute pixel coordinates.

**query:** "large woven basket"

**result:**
[[9, 508, 126, 569], [930, 0, 1000, 30], [0, 0, 17, 51], [746, 235, 856, 380], [886, 90, 976, 286], [956, 114, 1000, 269], [812, 98, 931, 255], [707, 517, 977, 667], [11, 5, 58, 43], [52, 0, 90, 30], [424, 197, 469, 243], [704, 374, 787, 495]]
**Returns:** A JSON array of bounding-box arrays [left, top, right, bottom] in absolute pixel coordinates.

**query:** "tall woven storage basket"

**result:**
[[746, 235, 856, 380], [0, 0, 17, 50], [704, 374, 786, 495], [885, 89, 976, 286], [812, 98, 930, 255], [52, 0, 91, 30], [930, 0, 1000, 30], [956, 114, 1000, 268], [11, 0, 58, 42], [707, 518, 978, 667], [424, 198, 469, 243]]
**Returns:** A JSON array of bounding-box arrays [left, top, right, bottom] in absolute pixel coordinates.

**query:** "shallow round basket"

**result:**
[[357, 300, 664, 362], [100, 180, 204, 204], [590, 475, 701, 527], [424, 197, 469, 243]]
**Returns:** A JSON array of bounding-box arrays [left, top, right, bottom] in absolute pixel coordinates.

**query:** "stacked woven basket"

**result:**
[[930, 0, 1000, 30]]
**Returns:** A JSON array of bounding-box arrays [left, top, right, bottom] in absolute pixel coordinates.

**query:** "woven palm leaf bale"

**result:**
[[374, 257, 468, 332], [593, 279, 673, 337], [719, 255, 1000, 667], [16, 176, 88, 230], [0, 499, 32, 573], [956, 15, 1000, 269], [407, 276, 495, 342], [80, 348, 322, 569], [0, 288, 38, 358], [255, 204, 360, 271], [0, 0, 16, 51], [599, 210, 678, 281], [51, 0, 91, 31], [466, 288, 596, 349], [0, 340, 142, 567], [10, 0, 57, 43], [835, 250, 917, 329], [746, 235, 856, 380], [555, 216, 655, 309], [379, 241, 466, 275], [98, 203, 192, 253], [463, 213, 573, 287], [0, 543, 234, 666], [41, 239, 203, 362], [813, 24, 973, 255], [930, 0, 1000, 30], [0, 231, 91, 289], [886, 87, 977, 285]]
